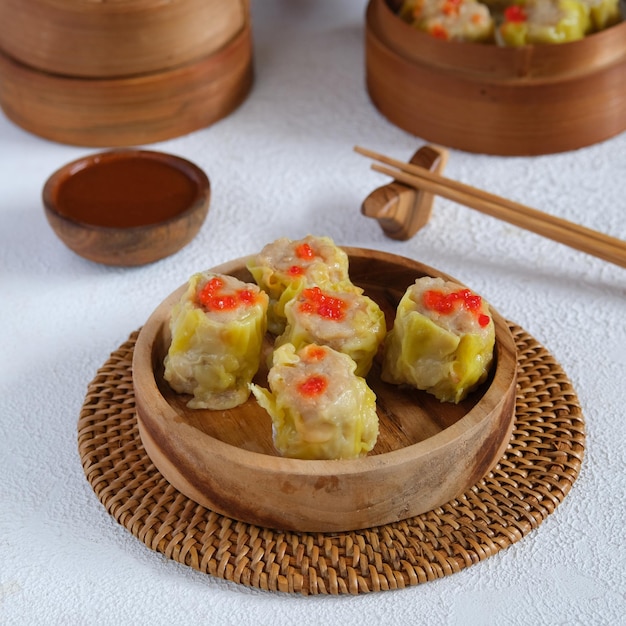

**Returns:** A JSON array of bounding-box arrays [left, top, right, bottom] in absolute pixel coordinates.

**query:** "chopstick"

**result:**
[[355, 146, 626, 269]]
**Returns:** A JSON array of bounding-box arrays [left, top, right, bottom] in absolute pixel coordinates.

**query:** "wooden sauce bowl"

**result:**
[[365, 0, 626, 155], [42, 150, 210, 266], [132, 249, 518, 532]]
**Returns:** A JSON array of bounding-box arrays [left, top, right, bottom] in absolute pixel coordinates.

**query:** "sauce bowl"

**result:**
[[42, 149, 210, 266]]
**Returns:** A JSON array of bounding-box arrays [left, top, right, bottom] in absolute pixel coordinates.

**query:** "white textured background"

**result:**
[[1, 1, 625, 624]]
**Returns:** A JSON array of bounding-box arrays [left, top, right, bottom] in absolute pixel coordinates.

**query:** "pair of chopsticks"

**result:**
[[355, 146, 626, 269]]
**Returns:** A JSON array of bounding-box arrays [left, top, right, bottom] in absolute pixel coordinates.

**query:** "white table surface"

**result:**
[[1, 1, 625, 624]]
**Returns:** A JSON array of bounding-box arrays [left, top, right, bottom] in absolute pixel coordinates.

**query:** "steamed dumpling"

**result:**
[[497, 0, 589, 45], [250, 343, 379, 460], [246, 235, 353, 334], [399, 0, 495, 42], [164, 272, 268, 409], [382, 276, 495, 403], [275, 284, 386, 377]]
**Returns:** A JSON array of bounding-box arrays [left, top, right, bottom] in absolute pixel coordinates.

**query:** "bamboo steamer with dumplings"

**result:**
[[365, 0, 626, 155], [0, 0, 253, 146]]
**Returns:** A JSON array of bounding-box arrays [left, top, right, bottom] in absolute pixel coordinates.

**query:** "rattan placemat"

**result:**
[[77, 323, 584, 595]]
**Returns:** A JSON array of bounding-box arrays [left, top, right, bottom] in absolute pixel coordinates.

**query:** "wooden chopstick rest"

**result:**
[[356, 145, 626, 269], [361, 145, 449, 240]]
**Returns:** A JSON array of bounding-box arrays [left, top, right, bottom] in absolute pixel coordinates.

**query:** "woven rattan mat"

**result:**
[[78, 323, 584, 595]]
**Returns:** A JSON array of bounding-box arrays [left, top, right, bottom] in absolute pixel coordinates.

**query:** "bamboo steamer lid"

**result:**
[[365, 0, 626, 155], [0, 0, 248, 78]]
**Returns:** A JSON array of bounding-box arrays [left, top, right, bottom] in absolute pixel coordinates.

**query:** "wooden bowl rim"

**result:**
[[42, 149, 211, 233], [133, 248, 517, 477]]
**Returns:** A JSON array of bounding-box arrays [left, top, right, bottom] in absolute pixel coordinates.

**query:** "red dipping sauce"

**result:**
[[52, 150, 202, 228], [43, 149, 210, 266]]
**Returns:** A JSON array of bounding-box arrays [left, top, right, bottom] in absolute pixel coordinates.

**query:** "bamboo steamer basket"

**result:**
[[0, 0, 253, 146], [0, 0, 247, 78], [365, 0, 626, 155]]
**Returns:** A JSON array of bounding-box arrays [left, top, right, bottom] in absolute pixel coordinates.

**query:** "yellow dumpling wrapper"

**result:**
[[246, 235, 354, 335], [250, 343, 379, 460], [582, 0, 621, 31], [382, 277, 495, 403], [164, 272, 268, 410], [498, 0, 590, 45], [275, 285, 386, 377]]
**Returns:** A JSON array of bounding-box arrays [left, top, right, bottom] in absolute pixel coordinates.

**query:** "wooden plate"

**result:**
[[132, 249, 518, 532]]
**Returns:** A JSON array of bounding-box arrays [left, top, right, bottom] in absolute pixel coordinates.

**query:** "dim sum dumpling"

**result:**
[[497, 0, 589, 45], [246, 235, 353, 335], [250, 343, 379, 460], [399, 0, 495, 42], [276, 284, 386, 377], [581, 0, 621, 31], [382, 277, 495, 403], [164, 272, 268, 410]]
